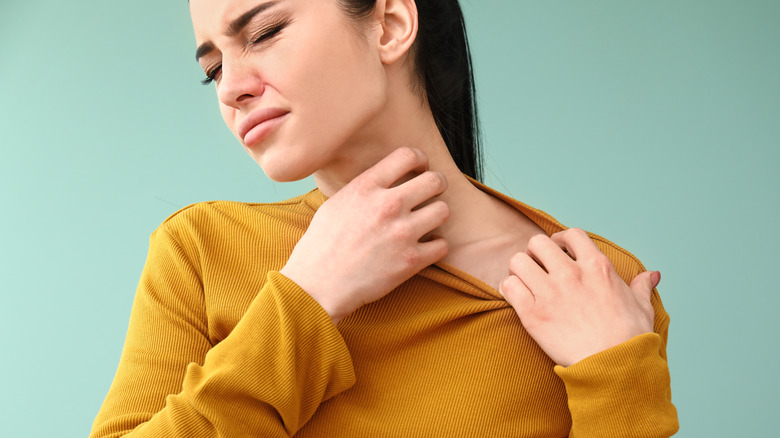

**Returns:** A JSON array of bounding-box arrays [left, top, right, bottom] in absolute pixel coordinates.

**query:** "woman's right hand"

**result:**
[[280, 147, 450, 324]]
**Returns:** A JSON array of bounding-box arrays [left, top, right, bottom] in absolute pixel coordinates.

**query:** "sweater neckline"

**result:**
[[299, 176, 569, 300], [299, 176, 567, 236]]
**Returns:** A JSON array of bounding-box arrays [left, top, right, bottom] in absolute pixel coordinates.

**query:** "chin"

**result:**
[[261, 168, 312, 183], [254, 152, 317, 183]]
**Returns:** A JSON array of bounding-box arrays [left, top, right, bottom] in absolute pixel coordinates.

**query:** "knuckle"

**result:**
[[378, 194, 404, 218], [390, 222, 413, 243], [594, 252, 611, 266], [401, 248, 422, 268], [590, 253, 614, 275], [557, 263, 579, 280], [534, 307, 553, 324], [350, 174, 375, 195]]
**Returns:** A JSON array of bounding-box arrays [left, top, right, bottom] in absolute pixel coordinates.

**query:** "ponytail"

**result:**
[[340, 0, 483, 181]]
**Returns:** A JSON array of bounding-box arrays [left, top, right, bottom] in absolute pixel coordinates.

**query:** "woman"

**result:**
[[91, 0, 678, 436]]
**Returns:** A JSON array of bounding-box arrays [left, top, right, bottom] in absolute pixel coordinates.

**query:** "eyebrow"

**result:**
[[195, 1, 280, 62]]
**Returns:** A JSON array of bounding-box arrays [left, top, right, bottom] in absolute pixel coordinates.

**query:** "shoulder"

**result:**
[[477, 178, 647, 282], [583, 230, 647, 283], [526, 201, 648, 284], [152, 190, 322, 245], [479, 177, 671, 331]]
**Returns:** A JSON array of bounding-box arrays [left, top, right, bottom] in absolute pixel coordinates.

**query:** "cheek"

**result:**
[[318, 61, 385, 148], [288, 38, 386, 137], [282, 13, 384, 107]]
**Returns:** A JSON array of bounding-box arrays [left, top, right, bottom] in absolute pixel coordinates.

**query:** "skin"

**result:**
[[190, 0, 659, 367]]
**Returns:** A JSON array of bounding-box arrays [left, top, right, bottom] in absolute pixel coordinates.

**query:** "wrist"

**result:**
[[279, 266, 351, 324]]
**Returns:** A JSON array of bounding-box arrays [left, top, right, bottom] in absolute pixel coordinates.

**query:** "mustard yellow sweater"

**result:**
[[91, 182, 678, 437]]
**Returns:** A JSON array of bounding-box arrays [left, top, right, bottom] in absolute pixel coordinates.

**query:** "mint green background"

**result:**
[[2, 1, 778, 436]]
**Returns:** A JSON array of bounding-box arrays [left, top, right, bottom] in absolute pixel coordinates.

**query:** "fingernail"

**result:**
[[650, 270, 661, 287]]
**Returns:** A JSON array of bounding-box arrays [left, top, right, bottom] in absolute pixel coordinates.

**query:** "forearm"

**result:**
[[91, 227, 356, 437], [555, 333, 679, 437]]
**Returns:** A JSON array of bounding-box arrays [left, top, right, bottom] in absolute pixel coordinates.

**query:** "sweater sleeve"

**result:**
[[554, 289, 679, 437], [90, 226, 356, 438]]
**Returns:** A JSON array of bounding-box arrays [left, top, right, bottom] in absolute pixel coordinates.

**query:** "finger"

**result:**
[[396, 170, 448, 209], [364, 147, 429, 188], [508, 252, 547, 291], [629, 270, 658, 302], [499, 275, 535, 314], [525, 233, 573, 274], [409, 200, 450, 238], [416, 237, 450, 267], [549, 228, 599, 261]]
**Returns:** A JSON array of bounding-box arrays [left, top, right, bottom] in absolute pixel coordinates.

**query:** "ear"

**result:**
[[373, 0, 418, 65]]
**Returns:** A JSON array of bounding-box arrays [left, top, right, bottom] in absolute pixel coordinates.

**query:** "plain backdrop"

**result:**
[[2, 0, 778, 436]]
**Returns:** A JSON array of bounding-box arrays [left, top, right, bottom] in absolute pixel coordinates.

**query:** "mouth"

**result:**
[[237, 108, 290, 146]]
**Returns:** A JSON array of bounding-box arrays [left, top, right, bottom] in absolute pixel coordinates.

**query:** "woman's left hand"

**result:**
[[499, 228, 659, 367]]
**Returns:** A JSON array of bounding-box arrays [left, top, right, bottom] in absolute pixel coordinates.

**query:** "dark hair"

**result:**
[[339, 0, 483, 181]]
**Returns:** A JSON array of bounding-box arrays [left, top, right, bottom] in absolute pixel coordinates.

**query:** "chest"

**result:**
[[197, 228, 573, 436], [297, 275, 572, 437]]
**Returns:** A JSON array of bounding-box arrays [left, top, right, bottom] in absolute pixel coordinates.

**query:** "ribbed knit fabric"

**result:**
[[90, 181, 678, 437]]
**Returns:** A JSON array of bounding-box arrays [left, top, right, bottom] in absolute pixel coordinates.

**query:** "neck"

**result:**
[[311, 85, 458, 196], [310, 83, 523, 251]]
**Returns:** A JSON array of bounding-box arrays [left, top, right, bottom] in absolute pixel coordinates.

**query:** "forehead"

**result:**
[[190, 0, 288, 38]]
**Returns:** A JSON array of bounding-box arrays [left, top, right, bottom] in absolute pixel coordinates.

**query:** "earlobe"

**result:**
[[375, 0, 418, 65]]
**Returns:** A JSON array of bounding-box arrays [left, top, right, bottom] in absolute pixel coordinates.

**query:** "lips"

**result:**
[[237, 108, 290, 146]]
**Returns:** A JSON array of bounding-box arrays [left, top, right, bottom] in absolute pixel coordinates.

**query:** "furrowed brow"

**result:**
[[227, 1, 280, 37], [194, 1, 280, 62]]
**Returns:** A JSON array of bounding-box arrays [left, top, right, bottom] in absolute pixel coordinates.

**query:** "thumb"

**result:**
[[629, 270, 661, 299]]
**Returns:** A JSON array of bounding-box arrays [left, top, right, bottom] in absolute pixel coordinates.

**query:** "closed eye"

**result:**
[[249, 20, 288, 46], [201, 66, 222, 85], [200, 20, 289, 86]]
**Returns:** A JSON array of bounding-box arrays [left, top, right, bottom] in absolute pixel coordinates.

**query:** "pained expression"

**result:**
[[190, 0, 388, 182]]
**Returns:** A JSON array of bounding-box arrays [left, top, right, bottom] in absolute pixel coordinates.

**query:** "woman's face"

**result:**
[[190, 0, 388, 182]]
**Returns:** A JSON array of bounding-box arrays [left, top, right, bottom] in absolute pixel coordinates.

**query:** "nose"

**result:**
[[216, 56, 265, 109]]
